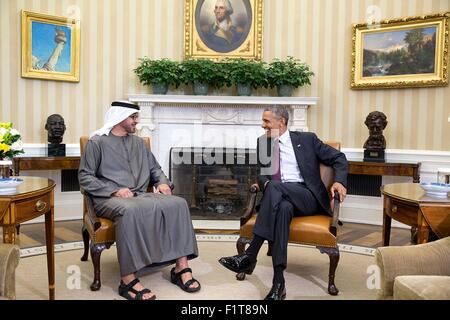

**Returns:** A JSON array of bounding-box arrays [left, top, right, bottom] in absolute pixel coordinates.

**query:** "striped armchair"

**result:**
[[375, 236, 450, 300]]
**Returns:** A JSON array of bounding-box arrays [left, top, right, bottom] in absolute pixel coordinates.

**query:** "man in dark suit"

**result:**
[[219, 105, 348, 300]]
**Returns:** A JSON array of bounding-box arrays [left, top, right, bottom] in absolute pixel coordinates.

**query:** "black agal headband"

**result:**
[[111, 101, 140, 110]]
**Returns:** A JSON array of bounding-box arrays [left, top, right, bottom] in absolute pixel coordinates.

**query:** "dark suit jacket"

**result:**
[[256, 131, 348, 216]]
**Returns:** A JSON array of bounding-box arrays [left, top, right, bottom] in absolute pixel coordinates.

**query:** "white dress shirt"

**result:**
[[278, 130, 304, 183]]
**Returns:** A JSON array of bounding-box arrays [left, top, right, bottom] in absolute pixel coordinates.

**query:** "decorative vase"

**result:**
[[236, 83, 252, 96], [193, 82, 209, 95], [152, 82, 168, 95], [277, 85, 294, 97]]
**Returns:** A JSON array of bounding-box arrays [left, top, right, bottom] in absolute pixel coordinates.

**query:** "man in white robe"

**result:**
[[78, 101, 200, 300]]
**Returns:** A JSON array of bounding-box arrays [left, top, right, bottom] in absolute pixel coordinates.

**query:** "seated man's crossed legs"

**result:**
[[219, 181, 320, 300]]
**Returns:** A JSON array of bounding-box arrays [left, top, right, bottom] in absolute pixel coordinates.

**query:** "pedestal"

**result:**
[[47, 144, 66, 157], [363, 149, 385, 162]]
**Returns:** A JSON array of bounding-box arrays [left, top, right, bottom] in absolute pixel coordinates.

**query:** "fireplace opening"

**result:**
[[169, 147, 260, 220]]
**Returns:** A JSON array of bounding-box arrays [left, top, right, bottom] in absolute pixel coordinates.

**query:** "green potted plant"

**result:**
[[211, 60, 232, 92], [267, 56, 314, 97], [134, 58, 181, 94], [226, 58, 267, 96], [180, 59, 218, 95]]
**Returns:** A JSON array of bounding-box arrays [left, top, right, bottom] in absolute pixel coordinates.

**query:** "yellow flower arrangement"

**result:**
[[0, 122, 24, 160]]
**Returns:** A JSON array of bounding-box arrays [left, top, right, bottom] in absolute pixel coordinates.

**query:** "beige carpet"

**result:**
[[15, 241, 377, 300]]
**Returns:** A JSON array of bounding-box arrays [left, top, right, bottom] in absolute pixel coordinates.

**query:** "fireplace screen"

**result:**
[[169, 147, 259, 220]]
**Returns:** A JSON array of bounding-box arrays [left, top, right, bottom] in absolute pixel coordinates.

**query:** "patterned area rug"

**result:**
[[15, 238, 378, 300]]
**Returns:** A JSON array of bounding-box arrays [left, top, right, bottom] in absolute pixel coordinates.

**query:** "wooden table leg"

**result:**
[[413, 167, 420, 183], [382, 210, 392, 246], [410, 227, 418, 244], [2, 225, 16, 244], [417, 212, 429, 244], [45, 207, 55, 300]]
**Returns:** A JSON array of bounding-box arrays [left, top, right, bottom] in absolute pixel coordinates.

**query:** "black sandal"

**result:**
[[170, 267, 201, 293], [118, 278, 156, 300]]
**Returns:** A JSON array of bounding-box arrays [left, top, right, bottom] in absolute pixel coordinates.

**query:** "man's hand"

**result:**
[[330, 182, 347, 202], [113, 188, 134, 198], [156, 184, 172, 195]]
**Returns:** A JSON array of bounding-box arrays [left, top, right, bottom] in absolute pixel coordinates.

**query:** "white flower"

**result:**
[[0, 123, 24, 158], [11, 140, 24, 151]]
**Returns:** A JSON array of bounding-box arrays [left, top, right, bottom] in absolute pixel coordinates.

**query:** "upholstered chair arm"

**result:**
[[148, 181, 175, 193], [240, 183, 259, 226], [374, 236, 450, 299], [81, 188, 102, 231], [0, 244, 20, 300]]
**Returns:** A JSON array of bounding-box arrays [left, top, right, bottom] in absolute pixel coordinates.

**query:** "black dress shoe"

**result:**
[[264, 282, 286, 300], [218, 253, 256, 274]]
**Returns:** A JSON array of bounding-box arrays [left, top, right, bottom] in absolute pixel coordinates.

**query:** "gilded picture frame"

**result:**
[[21, 10, 80, 82], [184, 0, 263, 60], [351, 12, 449, 89]]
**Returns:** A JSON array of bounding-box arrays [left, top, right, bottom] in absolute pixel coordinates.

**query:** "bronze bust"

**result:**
[[363, 111, 388, 162], [45, 114, 66, 144]]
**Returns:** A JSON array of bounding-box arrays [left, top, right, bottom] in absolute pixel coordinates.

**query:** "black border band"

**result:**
[[111, 101, 140, 110]]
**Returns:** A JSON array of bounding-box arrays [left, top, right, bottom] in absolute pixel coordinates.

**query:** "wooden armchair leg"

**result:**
[[89, 243, 108, 291], [80, 226, 89, 262], [318, 246, 340, 296]]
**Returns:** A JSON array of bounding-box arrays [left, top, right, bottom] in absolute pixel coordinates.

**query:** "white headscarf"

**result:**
[[90, 101, 140, 137]]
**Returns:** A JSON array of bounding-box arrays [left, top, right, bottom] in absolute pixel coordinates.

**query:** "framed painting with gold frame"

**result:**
[[351, 12, 449, 89], [184, 0, 263, 60], [21, 10, 80, 82]]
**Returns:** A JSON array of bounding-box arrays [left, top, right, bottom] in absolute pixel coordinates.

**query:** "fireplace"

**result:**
[[128, 94, 318, 223], [169, 147, 260, 220]]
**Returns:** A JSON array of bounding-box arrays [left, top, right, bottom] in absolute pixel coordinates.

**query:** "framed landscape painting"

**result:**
[[184, 0, 263, 60], [21, 10, 80, 82], [351, 12, 449, 89]]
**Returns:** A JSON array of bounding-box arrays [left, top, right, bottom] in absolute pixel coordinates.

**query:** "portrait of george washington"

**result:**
[[195, 0, 252, 53]]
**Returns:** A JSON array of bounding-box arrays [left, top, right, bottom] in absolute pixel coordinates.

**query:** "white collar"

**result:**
[[278, 130, 290, 145]]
